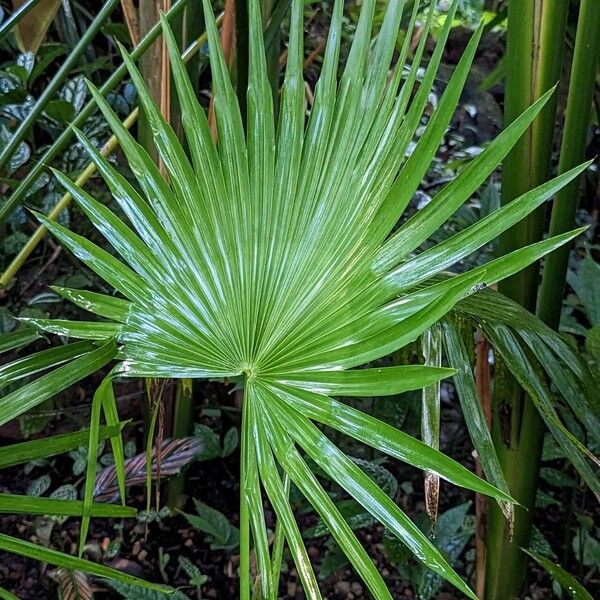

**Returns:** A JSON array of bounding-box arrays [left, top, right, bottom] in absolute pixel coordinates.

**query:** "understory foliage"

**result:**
[[1, 0, 599, 598]]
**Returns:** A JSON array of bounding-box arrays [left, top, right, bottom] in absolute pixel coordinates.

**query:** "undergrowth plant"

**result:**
[[1, 0, 599, 598]]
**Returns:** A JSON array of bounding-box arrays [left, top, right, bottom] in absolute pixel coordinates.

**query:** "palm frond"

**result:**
[[2, 0, 594, 597], [455, 289, 600, 498]]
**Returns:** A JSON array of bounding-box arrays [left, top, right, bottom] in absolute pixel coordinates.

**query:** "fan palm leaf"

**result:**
[[0, 0, 593, 597]]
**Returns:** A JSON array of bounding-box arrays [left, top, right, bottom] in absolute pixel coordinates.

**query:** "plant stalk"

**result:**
[[0, 19, 221, 287], [0, 0, 120, 173], [537, 0, 600, 329], [486, 1, 569, 598], [240, 389, 251, 600], [0, 0, 193, 225], [167, 378, 194, 509]]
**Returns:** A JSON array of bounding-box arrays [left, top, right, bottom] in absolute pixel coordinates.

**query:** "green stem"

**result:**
[[0, 0, 120, 173], [0, 0, 39, 43], [167, 379, 194, 509], [485, 369, 546, 599], [486, 2, 569, 598], [0, 0, 193, 225], [537, 0, 600, 329], [240, 390, 251, 600], [497, 0, 569, 307]]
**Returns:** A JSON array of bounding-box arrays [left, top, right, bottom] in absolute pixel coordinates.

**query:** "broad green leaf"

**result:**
[[179, 500, 240, 551], [266, 365, 454, 396], [107, 580, 189, 599]]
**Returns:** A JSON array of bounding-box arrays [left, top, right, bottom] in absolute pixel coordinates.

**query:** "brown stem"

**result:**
[[120, 0, 140, 46]]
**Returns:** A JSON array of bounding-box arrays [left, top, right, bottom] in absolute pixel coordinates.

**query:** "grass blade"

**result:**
[[0, 533, 170, 591], [522, 549, 593, 600]]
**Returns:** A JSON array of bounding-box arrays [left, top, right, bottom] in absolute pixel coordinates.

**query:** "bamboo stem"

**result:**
[[120, 0, 140, 46], [537, 0, 600, 329], [0, 0, 194, 225], [486, 2, 569, 598], [0, 0, 120, 173], [167, 379, 193, 509], [0, 19, 221, 288]]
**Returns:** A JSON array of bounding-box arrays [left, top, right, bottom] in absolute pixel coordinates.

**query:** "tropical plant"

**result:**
[[1, 0, 598, 598], [486, 0, 600, 596]]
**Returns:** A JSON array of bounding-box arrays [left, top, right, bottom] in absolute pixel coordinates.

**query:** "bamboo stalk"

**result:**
[[0, 0, 120, 173], [538, 0, 600, 329], [486, 2, 570, 598], [0, 0, 193, 225], [0, 0, 38, 42], [167, 379, 194, 509], [0, 19, 221, 288]]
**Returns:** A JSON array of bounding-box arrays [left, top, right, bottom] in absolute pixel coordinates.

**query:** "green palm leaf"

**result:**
[[456, 288, 600, 497], [522, 549, 594, 600], [3, 0, 594, 597]]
